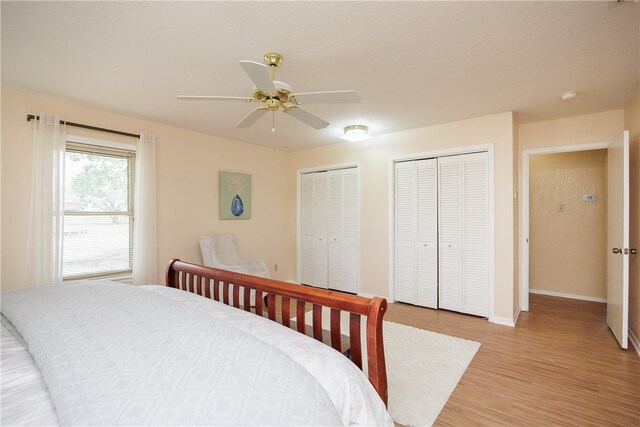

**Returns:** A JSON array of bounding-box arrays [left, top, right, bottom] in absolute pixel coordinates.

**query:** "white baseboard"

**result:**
[[529, 288, 606, 303], [491, 315, 515, 327], [358, 291, 386, 300], [512, 306, 521, 326], [629, 328, 640, 356]]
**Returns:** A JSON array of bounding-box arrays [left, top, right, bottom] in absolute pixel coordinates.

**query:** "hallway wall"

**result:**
[[529, 150, 607, 300]]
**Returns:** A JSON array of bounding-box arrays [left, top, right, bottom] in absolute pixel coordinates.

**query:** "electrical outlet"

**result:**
[[557, 204, 564, 213], [274, 264, 278, 271]]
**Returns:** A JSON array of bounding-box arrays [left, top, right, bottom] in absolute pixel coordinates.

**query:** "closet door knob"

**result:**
[[612, 248, 622, 254]]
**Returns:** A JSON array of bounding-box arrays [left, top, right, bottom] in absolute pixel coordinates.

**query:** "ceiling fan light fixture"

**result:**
[[340, 125, 371, 142]]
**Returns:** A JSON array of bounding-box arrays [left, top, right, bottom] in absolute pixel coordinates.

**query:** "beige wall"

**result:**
[[529, 150, 607, 299], [519, 110, 624, 151], [624, 89, 640, 346], [1, 88, 292, 291], [288, 112, 516, 321]]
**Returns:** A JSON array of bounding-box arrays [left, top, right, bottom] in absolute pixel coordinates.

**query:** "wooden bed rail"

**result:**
[[165, 259, 388, 406]]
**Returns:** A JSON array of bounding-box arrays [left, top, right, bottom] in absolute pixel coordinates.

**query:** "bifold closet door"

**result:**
[[394, 161, 417, 304], [313, 172, 329, 289], [415, 159, 438, 308], [301, 168, 359, 293], [328, 168, 359, 294], [462, 152, 489, 316], [394, 159, 438, 308], [438, 156, 463, 312], [301, 172, 329, 289], [301, 173, 315, 286], [438, 152, 489, 316]]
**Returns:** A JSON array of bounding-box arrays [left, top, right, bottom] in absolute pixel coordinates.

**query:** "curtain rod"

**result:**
[[26, 114, 140, 139]]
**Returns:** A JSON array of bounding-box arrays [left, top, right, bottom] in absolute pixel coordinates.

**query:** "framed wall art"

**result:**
[[219, 171, 252, 220]]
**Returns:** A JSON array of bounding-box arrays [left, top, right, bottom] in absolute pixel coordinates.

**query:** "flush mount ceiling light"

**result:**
[[560, 91, 578, 101], [340, 125, 371, 142]]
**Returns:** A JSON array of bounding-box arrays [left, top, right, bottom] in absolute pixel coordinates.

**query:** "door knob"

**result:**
[[612, 248, 622, 254], [630, 248, 638, 255]]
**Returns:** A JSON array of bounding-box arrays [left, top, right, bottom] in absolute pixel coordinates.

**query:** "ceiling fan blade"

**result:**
[[292, 90, 361, 104], [177, 95, 252, 101], [239, 60, 277, 94], [284, 106, 329, 129], [235, 108, 268, 128]]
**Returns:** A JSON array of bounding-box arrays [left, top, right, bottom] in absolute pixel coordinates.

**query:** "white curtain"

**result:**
[[132, 132, 158, 285], [24, 114, 66, 286]]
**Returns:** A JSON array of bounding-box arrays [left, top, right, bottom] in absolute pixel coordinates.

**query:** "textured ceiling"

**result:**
[[2, 1, 638, 151]]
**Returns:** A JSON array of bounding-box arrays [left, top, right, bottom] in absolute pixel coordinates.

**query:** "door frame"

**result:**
[[296, 161, 361, 289], [387, 143, 495, 322], [520, 142, 610, 311]]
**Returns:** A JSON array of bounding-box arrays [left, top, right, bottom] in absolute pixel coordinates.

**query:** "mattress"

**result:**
[[1, 282, 392, 426]]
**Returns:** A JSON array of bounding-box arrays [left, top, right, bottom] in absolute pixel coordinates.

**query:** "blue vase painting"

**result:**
[[231, 194, 244, 216], [219, 171, 252, 219]]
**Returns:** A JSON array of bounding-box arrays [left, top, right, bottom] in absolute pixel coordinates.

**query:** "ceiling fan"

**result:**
[[177, 53, 361, 130]]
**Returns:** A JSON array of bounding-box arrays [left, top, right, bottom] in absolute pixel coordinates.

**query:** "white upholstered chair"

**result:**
[[199, 234, 270, 279]]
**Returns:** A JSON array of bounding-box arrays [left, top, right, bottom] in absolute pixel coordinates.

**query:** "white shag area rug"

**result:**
[[304, 310, 480, 426]]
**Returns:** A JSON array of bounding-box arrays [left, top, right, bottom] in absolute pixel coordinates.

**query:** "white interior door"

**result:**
[[606, 130, 629, 349]]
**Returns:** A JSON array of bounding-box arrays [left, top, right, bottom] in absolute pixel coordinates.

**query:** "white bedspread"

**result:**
[[1, 282, 392, 426], [1, 318, 59, 426]]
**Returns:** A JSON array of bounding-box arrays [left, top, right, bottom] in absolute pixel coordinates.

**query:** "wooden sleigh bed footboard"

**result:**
[[165, 259, 388, 406]]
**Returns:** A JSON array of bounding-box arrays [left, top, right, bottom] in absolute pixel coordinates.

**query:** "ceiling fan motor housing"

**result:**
[[263, 52, 283, 67], [252, 81, 298, 110]]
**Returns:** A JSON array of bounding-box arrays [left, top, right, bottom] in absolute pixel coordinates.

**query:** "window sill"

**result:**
[[64, 274, 133, 285]]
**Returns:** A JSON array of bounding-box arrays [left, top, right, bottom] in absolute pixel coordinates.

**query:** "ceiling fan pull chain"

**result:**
[[272, 110, 276, 132]]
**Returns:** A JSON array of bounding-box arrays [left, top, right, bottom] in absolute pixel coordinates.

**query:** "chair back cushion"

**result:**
[[210, 234, 241, 265]]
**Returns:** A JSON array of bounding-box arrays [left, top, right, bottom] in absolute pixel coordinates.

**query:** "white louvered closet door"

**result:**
[[394, 161, 416, 304], [463, 152, 489, 316], [415, 159, 438, 309], [301, 174, 315, 285], [328, 170, 344, 291], [340, 168, 359, 294], [313, 172, 329, 289], [438, 155, 463, 312], [301, 168, 359, 292]]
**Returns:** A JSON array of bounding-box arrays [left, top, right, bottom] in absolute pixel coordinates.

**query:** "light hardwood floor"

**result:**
[[384, 294, 640, 426]]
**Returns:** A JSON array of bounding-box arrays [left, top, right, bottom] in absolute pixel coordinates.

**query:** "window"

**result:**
[[63, 142, 135, 279]]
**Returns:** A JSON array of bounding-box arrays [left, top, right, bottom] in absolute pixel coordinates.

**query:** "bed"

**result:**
[[1, 259, 391, 426]]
